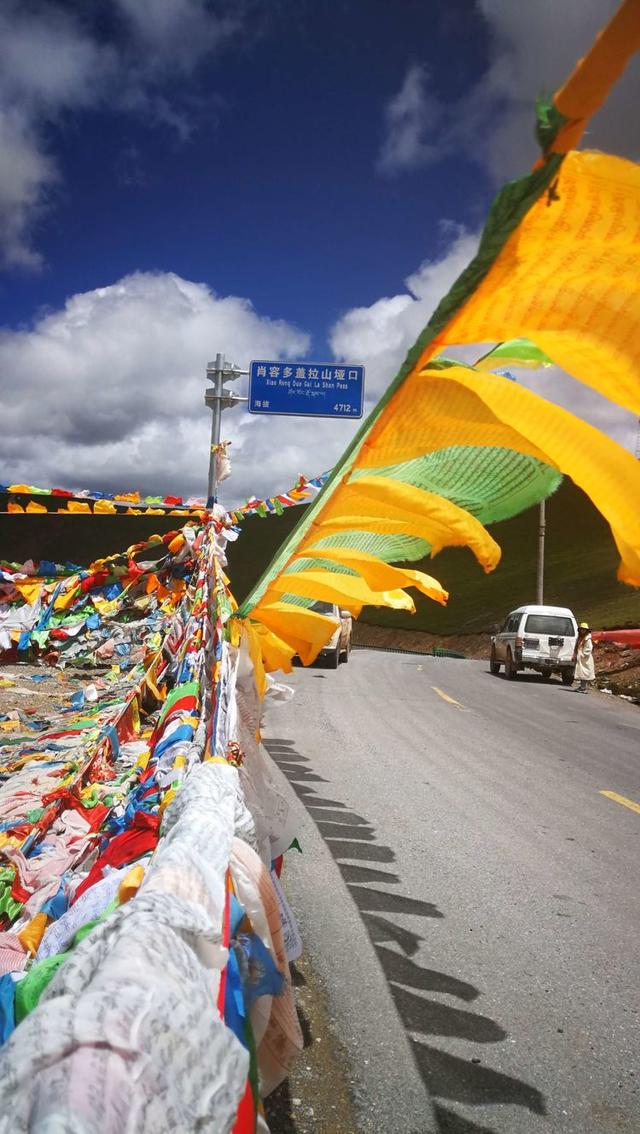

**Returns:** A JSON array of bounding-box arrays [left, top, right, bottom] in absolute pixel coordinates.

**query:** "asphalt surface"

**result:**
[[263, 650, 640, 1134]]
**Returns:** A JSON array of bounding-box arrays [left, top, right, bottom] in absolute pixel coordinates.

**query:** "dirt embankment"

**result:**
[[353, 623, 489, 659], [593, 641, 640, 702], [352, 623, 640, 702]]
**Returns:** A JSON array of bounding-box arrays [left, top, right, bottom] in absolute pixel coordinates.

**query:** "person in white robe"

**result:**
[[574, 623, 595, 693]]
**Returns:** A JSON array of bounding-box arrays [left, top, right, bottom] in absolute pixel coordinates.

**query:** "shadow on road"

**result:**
[[264, 736, 547, 1134], [486, 669, 574, 687]]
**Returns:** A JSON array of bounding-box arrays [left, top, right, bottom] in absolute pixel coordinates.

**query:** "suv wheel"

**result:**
[[328, 643, 340, 669], [490, 647, 500, 675], [504, 648, 517, 680], [561, 668, 574, 686]]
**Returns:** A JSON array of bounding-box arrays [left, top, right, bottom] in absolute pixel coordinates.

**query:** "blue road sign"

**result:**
[[249, 360, 365, 419]]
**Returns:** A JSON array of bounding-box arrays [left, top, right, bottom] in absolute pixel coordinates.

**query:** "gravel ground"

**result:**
[[0, 662, 87, 716], [265, 955, 361, 1133]]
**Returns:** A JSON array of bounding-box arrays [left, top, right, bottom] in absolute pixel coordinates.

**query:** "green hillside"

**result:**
[[0, 511, 185, 568], [226, 479, 639, 633], [2, 479, 636, 633]]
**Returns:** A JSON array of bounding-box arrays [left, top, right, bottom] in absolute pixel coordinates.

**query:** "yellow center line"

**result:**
[[432, 686, 468, 711], [599, 790, 640, 815]]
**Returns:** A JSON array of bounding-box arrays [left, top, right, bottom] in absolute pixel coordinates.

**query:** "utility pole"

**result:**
[[471, 343, 550, 604], [536, 497, 546, 605], [205, 355, 248, 507]]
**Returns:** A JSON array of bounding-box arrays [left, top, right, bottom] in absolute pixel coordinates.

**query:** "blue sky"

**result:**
[[1, 1, 638, 503], [2, 1, 492, 343]]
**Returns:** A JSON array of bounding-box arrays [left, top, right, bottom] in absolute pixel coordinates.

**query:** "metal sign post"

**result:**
[[205, 356, 248, 507]]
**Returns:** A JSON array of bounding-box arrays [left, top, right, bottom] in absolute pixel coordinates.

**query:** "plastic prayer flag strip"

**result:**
[[2, 471, 330, 522]]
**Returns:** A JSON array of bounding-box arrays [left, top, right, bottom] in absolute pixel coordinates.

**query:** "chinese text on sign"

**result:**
[[249, 361, 365, 419]]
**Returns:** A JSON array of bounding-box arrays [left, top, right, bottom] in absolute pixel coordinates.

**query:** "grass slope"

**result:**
[[0, 513, 188, 568], [226, 480, 639, 633], [2, 481, 636, 633]]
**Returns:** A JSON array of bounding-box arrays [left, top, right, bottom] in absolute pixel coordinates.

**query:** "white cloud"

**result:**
[[1, 237, 635, 513], [0, 108, 57, 270], [1, 242, 465, 505], [378, 2, 640, 180], [478, 0, 640, 178], [331, 227, 480, 402], [377, 64, 438, 175], [0, 1, 245, 268], [0, 6, 115, 113], [2, 244, 501, 509], [0, 271, 323, 504], [114, 0, 240, 75]]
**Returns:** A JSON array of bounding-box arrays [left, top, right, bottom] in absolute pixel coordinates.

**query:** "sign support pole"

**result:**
[[205, 356, 248, 508], [207, 354, 224, 507]]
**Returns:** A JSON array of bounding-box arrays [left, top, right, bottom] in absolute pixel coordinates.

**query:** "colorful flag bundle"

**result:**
[[2, 482, 209, 517], [228, 471, 330, 524], [0, 525, 207, 661], [1, 470, 330, 523], [0, 512, 304, 1129]]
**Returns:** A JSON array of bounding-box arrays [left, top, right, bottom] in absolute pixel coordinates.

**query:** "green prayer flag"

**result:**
[[474, 337, 554, 371]]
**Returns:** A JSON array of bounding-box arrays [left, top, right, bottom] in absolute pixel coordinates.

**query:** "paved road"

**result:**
[[263, 649, 640, 1134]]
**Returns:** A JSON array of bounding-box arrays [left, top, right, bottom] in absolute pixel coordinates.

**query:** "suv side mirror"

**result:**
[[340, 610, 351, 619]]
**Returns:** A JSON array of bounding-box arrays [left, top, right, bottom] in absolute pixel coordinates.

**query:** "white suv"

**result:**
[[309, 600, 353, 668], [490, 604, 577, 684]]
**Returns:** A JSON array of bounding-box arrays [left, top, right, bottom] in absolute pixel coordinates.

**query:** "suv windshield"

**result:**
[[309, 600, 336, 615], [524, 614, 574, 636]]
